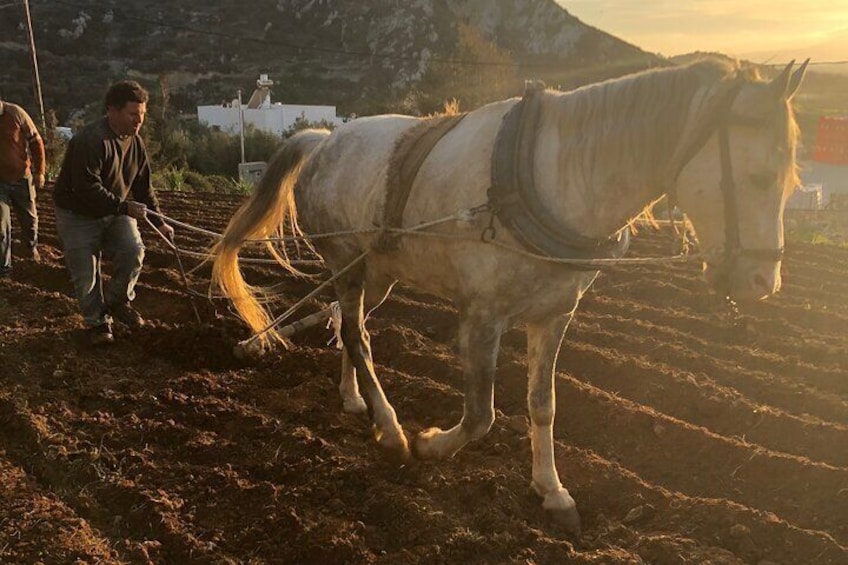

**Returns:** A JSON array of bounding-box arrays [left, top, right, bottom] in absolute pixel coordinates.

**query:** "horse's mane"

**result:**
[[552, 57, 800, 203]]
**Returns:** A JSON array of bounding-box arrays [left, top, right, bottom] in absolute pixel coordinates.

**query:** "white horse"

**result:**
[[212, 58, 806, 536]]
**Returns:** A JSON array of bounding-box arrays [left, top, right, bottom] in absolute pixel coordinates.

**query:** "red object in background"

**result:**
[[813, 116, 848, 165]]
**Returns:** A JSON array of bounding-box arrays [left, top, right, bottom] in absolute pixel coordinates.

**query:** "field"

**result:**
[[1, 189, 846, 564]]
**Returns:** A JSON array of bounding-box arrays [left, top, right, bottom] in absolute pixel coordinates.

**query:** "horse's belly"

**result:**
[[373, 242, 599, 321]]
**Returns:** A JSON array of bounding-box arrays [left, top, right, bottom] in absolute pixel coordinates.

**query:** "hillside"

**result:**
[[1, 0, 657, 122]]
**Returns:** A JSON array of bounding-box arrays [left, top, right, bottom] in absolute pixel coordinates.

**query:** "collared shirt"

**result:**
[[0, 101, 46, 183]]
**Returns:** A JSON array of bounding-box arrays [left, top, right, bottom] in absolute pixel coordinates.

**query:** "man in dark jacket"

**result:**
[[0, 98, 45, 277], [53, 80, 174, 345]]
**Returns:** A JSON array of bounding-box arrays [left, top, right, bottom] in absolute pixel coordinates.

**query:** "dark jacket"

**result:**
[[0, 101, 45, 183], [53, 117, 162, 224]]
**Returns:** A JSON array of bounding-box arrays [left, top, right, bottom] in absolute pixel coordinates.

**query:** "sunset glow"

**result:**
[[561, 0, 848, 60]]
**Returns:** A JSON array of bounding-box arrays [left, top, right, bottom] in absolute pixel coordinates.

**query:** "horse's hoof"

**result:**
[[233, 340, 265, 360], [342, 395, 368, 415], [374, 426, 412, 464], [411, 427, 446, 460], [547, 504, 582, 540], [534, 483, 582, 539]]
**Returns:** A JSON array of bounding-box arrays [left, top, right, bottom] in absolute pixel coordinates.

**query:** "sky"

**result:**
[[560, 1, 848, 60]]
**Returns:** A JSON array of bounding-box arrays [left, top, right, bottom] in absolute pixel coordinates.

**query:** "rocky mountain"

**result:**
[[1, 0, 658, 122]]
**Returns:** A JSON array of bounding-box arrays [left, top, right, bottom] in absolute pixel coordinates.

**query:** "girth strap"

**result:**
[[376, 112, 467, 252]]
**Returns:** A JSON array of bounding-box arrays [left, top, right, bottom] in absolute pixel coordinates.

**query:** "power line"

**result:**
[[762, 60, 848, 67]]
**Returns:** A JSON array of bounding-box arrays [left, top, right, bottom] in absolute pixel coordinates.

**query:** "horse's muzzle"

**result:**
[[704, 257, 782, 301]]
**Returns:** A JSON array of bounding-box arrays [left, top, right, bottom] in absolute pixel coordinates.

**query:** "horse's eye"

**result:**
[[748, 172, 776, 190]]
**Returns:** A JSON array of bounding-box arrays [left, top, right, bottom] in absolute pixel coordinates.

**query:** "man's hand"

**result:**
[[126, 201, 147, 220], [33, 174, 45, 190], [159, 222, 175, 242]]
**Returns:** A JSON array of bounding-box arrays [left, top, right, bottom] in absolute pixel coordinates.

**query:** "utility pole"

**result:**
[[21, 0, 46, 134], [237, 89, 245, 164]]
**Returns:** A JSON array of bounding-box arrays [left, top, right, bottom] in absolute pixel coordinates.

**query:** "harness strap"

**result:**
[[718, 122, 784, 263], [717, 124, 741, 259], [375, 113, 467, 252], [668, 77, 784, 268]]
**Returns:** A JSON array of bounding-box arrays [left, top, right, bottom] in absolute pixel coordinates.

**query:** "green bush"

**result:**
[[153, 123, 283, 177], [43, 110, 68, 181], [160, 167, 188, 191], [144, 109, 336, 191], [227, 177, 254, 195], [183, 170, 213, 192], [205, 174, 237, 193]]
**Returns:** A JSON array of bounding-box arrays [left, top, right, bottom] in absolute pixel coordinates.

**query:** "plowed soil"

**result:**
[[1, 189, 846, 564]]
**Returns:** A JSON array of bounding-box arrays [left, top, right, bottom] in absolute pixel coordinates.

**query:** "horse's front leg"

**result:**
[[527, 314, 581, 538], [412, 308, 505, 459]]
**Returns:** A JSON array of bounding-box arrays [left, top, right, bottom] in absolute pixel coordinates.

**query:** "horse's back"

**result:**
[[297, 103, 514, 235], [297, 115, 420, 236], [294, 102, 593, 316]]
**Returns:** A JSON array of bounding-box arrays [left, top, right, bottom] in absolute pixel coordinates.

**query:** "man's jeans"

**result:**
[[0, 177, 38, 272], [54, 207, 145, 327]]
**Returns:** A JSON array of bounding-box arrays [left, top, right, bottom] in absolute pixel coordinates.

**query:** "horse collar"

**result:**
[[488, 81, 629, 266]]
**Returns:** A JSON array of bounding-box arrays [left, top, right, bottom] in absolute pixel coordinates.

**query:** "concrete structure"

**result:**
[[787, 182, 823, 210], [197, 74, 344, 137], [799, 162, 848, 208], [238, 161, 267, 185]]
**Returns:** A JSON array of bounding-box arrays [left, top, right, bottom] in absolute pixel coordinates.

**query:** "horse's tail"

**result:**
[[211, 128, 330, 345]]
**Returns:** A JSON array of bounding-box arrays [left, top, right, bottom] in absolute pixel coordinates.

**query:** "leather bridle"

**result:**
[[672, 82, 786, 288], [716, 114, 785, 264]]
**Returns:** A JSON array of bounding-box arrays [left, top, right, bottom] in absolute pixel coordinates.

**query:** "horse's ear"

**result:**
[[770, 60, 796, 97], [768, 60, 795, 100], [785, 59, 810, 101]]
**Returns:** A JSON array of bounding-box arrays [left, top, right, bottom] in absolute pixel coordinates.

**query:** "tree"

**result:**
[[408, 22, 521, 115]]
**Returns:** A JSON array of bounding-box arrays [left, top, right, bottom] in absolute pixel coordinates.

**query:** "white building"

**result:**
[[197, 74, 344, 137]]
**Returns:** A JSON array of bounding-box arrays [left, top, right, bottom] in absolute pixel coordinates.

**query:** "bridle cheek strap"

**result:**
[[717, 121, 785, 265]]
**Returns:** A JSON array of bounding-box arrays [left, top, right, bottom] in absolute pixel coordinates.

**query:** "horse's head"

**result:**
[[673, 60, 808, 302]]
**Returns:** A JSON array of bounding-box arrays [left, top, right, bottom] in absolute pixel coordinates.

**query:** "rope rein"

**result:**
[[239, 250, 370, 351], [145, 204, 699, 346], [146, 206, 699, 269]]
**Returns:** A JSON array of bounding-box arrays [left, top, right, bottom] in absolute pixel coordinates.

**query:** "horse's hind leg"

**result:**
[[412, 308, 505, 459], [339, 353, 367, 414], [527, 314, 581, 538], [338, 278, 395, 415], [335, 267, 409, 461]]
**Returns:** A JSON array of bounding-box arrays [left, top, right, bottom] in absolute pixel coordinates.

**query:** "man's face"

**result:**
[[107, 101, 146, 137]]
